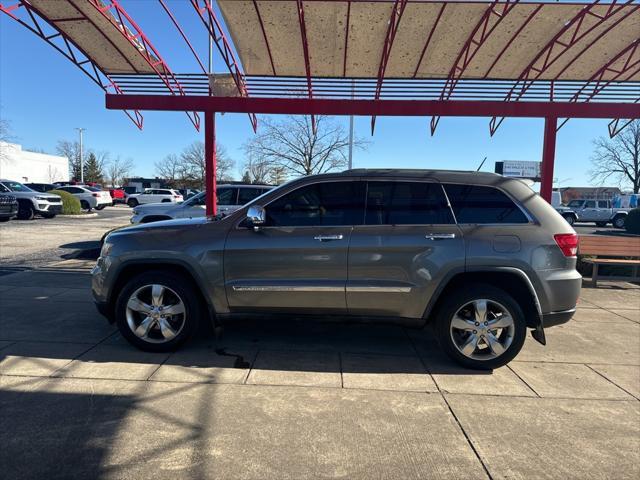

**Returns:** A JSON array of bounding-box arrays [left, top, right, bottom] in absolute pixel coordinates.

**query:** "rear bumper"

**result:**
[[542, 308, 575, 328]]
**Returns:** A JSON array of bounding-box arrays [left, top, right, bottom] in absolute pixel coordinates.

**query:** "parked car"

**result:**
[[127, 188, 183, 207], [109, 188, 126, 204], [55, 185, 112, 211], [178, 188, 201, 200], [93, 169, 581, 370], [0, 194, 18, 222], [24, 183, 57, 193], [130, 185, 274, 224], [556, 199, 629, 228], [0, 179, 62, 219]]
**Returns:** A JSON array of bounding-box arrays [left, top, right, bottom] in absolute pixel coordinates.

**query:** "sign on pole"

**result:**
[[495, 161, 541, 181]]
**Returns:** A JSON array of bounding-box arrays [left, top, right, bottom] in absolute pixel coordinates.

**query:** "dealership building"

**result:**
[[0, 141, 69, 183]]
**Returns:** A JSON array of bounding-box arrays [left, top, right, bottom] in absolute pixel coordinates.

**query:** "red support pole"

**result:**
[[540, 116, 557, 203], [205, 111, 217, 216]]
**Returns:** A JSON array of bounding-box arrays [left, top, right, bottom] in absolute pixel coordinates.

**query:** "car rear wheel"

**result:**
[[434, 285, 526, 370], [562, 214, 575, 226], [80, 200, 92, 211], [127, 198, 138, 207], [613, 215, 626, 229], [95, 205, 106, 211], [115, 271, 202, 352]]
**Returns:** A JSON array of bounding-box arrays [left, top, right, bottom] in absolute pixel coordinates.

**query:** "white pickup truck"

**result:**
[[556, 199, 629, 228]]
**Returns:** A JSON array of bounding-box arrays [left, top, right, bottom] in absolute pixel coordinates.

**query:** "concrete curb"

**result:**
[[59, 213, 99, 218]]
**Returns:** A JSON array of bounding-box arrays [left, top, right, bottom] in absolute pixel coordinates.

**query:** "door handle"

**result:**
[[425, 233, 456, 240], [314, 234, 344, 241]]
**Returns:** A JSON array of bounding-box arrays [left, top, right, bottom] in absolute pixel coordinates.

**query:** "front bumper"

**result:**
[[36, 203, 62, 214]]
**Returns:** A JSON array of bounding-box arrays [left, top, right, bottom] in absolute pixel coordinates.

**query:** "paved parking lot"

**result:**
[[0, 262, 638, 479]]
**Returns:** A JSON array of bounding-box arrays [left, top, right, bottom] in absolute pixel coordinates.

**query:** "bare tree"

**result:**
[[244, 116, 366, 179], [590, 120, 640, 193], [180, 141, 234, 188], [106, 156, 134, 187], [1, 118, 14, 162], [243, 153, 272, 184], [47, 165, 63, 183], [155, 154, 182, 184], [56, 139, 85, 181]]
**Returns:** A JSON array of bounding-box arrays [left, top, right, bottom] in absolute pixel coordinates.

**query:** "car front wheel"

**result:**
[[562, 214, 575, 226], [435, 285, 526, 370], [115, 272, 202, 352], [613, 215, 626, 229]]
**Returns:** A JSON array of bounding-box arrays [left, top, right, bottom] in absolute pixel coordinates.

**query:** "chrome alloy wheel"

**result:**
[[449, 299, 515, 361], [125, 284, 186, 344]]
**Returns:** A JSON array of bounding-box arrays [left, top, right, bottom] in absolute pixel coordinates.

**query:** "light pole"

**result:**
[[75, 127, 85, 183]]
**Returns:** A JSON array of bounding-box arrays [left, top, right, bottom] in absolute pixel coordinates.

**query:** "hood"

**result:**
[[113, 216, 213, 235], [8, 190, 60, 200]]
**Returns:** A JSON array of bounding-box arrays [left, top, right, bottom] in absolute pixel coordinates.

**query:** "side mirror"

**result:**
[[246, 205, 266, 228]]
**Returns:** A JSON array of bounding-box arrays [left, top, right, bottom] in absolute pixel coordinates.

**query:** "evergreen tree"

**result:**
[[241, 171, 251, 184], [84, 152, 104, 184]]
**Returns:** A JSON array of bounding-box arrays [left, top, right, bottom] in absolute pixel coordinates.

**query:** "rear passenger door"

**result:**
[[347, 180, 464, 318]]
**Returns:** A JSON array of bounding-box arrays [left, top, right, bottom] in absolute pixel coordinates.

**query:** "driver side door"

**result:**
[[224, 180, 365, 314]]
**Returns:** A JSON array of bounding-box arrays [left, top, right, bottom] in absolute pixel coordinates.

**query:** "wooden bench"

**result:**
[[579, 235, 640, 287]]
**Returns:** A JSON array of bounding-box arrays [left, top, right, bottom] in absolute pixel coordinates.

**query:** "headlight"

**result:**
[[100, 241, 113, 258], [132, 208, 139, 215], [35, 196, 50, 201]]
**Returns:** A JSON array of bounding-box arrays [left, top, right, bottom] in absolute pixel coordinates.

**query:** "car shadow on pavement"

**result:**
[[59, 240, 101, 260]]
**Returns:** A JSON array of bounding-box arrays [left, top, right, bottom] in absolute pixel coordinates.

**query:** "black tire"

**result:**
[[562, 214, 575, 226], [115, 271, 202, 352], [127, 198, 138, 208], [0, 217, 10, 222], [612, 215, 626, 229], [595, 221, 607, 227], [17, 201, 35, 220], [95, 204, 106, 211], [434, 284, 527, 370], [41, 212, 56, 219], [80, 200, 92, 212]]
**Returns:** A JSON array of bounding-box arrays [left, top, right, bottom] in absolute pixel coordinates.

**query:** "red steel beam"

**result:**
[[296, 0, 316, 134], [490, 0, 636, 136], [204, 111, 217, 216], [558, 39, 640, 130], [90, 0, 201, 131], [0, 1, 144, 129], [106, 94, 640, 120], [371, 0, 408, 134], [540, 116, 557, 202], [191, 0, 258, 132], [430, 0, 518, 135]]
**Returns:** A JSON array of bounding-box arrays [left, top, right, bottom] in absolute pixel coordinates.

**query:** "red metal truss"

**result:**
[[191, 0, 258, 132], [608, 116, 636, 138], [489, 0, 636, 136], [371, 0, 408, 135], [158, 0, 207, 76], [557, 39, 640, 131], [413, 2, 446, 79], [87, 0, 201, 131], [252, 0, 276, 76], [0, 0, 143, 129], [430, 0, 518, 135], [296, 0, 316, 134]]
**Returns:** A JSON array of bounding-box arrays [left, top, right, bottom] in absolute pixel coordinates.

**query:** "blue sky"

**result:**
[[0, 1, 616, 188]]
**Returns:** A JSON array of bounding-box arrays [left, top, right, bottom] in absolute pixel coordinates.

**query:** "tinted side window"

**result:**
[[444, 184, 528, 224], [365, 181, 454, 225], [238, 187, 263, 205], [266, 181, 364, 227], [598, 200, 609, 208], [217, 188, 237, 205], [585, 200, 596, 208]]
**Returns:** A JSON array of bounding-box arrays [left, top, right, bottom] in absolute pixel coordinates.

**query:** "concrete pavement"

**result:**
[[0, 265, 638, 479]]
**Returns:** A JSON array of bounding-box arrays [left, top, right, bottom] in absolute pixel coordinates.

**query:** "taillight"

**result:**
[[554, 233, 579, 257], [92, 193, 99, 197]]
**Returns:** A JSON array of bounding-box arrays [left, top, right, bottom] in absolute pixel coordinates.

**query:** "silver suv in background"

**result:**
[[556, 199, 629, 228], [130, 184, 273, 224], [0, 179, 62, 219], [93, 169, 581, 370]]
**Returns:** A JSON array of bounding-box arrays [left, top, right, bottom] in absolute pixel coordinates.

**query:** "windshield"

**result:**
[[567, 200, 583, 207], [87, 187, 102, 192], [184, 192, 206, 206], [0, 181, 34, 192]]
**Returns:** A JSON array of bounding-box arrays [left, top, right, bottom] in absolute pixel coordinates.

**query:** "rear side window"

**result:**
[[266, 181, 365, 227], [217, 187, 238, 205], [444, 184, 528, 224], [238, 187, 264, 205], [598, 200, 609, 208], [365, 181, 454, 225]]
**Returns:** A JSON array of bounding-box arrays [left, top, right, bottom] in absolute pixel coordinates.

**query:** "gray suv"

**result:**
[[93, 170, 581, 369]]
